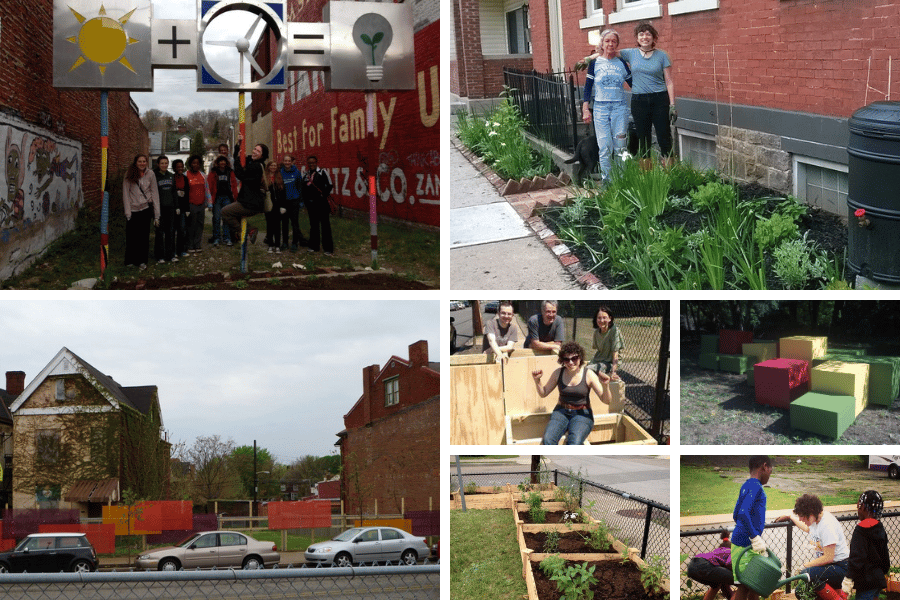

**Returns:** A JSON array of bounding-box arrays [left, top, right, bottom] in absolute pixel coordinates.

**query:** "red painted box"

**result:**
[[754, 358, 810, 409], [719, 329, 754, 355]]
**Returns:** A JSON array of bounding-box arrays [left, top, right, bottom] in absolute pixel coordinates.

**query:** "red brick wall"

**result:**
[[537, 0, 900, 119], [0, 0, 148, 210], [344, 356, 440, 430], [270, 0, 439, 226], [341, 396, 439, 515]]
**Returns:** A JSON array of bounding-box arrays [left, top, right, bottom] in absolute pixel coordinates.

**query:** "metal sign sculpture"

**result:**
[[53, 0, 415, 92]]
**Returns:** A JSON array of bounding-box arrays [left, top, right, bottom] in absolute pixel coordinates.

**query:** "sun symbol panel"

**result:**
[[53, 0, 152, 90]]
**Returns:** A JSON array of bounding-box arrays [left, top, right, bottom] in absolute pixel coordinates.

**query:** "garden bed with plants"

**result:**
[[529, 556, 668, 600], [542, 159, 849, 290], [522, 529, 619, 554]]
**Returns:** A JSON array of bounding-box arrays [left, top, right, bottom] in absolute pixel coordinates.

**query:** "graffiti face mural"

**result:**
[[3, 132, 26, 229]]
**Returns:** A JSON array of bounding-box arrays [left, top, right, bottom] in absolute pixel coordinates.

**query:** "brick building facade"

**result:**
[[338, 341, 439, 516], [0, 0, 148, 278], [455, 0, 900, 212], [250, 0, 440, 227]]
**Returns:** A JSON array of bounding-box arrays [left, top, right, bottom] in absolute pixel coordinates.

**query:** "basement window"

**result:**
[[679, 130, 717, 172], [794, 157, 848, 216], [384, 377, 399, 407]]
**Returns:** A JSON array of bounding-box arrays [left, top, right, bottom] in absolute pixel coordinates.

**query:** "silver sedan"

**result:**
[[304, 527, 430, 566], [136, 531, 280, 571]]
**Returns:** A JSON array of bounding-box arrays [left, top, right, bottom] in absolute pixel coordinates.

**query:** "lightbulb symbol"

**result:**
[[352, 13, 393, 82]]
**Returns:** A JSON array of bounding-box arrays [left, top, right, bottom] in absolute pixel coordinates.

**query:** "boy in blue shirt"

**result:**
[[732, 455, 773, 600]]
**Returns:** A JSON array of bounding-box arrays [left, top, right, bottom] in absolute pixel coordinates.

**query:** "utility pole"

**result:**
[[252, 440, 257, 518]]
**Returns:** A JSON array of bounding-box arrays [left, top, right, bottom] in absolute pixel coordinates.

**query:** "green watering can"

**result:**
[[733, 546, 810, 597]]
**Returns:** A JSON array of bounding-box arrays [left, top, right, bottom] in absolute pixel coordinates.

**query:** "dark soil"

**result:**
[[541, 181, 848, 290], [680, 340, 900, 445], [523, 531, 613, 554], [108, 269, 431, 290], [532, 559, 667, 600]]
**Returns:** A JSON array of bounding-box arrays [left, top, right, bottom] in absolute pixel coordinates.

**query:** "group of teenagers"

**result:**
[[121, 135, 334, 269], [481, 300, 625, 445], [688, 455, 891, 600], [581, 22, 676, 184]]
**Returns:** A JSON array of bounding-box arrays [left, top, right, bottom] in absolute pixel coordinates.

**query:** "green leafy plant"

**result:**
[[492, 485, 504, 493], [358, 31, 384, 65], [526, 491, 543, 510], [772, 234, 825, 289], [550, 563, 597, 600], [793, 580, 817, 600], [539, 554, 565, 577], [464, 481, 478, 495], [640, 555, 669, 598], [529, 505, 547, 524], [689, 181, 737, 213], [620, 547, 630, 564], [581, 521, 611, 551], [755, 212, 799, 251], [543, 530, 560, 554]]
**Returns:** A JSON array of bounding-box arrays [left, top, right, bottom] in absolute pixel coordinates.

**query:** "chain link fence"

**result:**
[[0, 565, 439, 600], [517, 300, 670, 441], [451, 469, 669, 567], [680, 510, 900, 597]]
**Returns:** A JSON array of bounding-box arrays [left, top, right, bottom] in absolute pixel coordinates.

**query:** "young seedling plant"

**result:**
[[640, 555, 669, 599], [550, 563, 598, 600]]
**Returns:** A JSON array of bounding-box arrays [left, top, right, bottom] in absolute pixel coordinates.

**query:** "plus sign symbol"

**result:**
[[151, 19, 198, 69]]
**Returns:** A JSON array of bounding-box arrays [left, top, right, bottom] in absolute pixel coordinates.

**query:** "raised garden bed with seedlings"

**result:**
[[542, 159, 848, 290], [514, 491, 670, 600]]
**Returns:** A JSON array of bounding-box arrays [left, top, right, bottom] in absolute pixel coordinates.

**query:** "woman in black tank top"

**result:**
[[531, 341, 611, 445]]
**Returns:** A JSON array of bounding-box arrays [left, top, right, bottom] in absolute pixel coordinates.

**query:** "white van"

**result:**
[[868, 455, 900, 479]]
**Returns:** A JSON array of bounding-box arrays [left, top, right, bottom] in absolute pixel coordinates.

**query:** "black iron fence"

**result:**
[[503, 68, 580, 153], [517, 300, 670, 442], [451, 469, 669, 567], [680, 510, 900, 597]]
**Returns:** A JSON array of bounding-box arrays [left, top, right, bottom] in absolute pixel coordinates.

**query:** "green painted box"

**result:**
[[780, 336, 828, 362], [790, 392, 856, 439], [811, 360, 870, 416], [817, 355, 900, 406], [701, 335, 719, 355], [746, 366, 755, 386], [699, 353, 719, 370], [828, 346, 868, 356], [720, 354, 750, 374]]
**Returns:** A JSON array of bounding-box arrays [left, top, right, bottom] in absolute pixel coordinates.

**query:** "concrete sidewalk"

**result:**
[[448, 139, 583, 290]]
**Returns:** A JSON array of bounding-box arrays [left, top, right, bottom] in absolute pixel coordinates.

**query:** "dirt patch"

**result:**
[[523, 531, 613, 554], [681, 456, 890, 500], [532, 559, 666, 600], [680, 347, 900, 444], [108, 268, 431, 290]]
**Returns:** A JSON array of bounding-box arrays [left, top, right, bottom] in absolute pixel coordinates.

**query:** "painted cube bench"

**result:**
[[816, 356, 899, 407], [719, 329, 754, 355], [827, 346, 868, 356], [699, 353, 719, 370], [754, 358, 810, 409], [779, 336, 827, 362], [701, 334, 719, 355], [719, 354, 750, 374], [790, 391, 856, 439], [742, 341, 777, 364], [810, 360, 870, 416]]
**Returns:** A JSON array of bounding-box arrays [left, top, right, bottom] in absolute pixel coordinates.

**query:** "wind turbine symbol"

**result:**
[[204, 13, 266, 85]]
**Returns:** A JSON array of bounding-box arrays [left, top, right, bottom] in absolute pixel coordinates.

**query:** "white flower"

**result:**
[[501, 142, 506, 146], [493, 122, 501, 127], [619, 150, 632, 160], [488, 131, 499, 136]]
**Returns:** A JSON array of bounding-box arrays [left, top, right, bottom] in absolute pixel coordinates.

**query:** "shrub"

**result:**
[[464, 481, 478, 495], [526, 492, 543, 510], [772, 234, 825, 289], [640, 556, 669, 598], [530, 505, 547, 524], [543, 530, 560, 554], [582, 521, 612, 551]]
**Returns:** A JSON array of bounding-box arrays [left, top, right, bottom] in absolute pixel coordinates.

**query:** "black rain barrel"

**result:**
[[847, 101, 900, 284]]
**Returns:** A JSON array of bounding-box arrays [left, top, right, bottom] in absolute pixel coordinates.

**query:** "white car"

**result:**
[[304, 527, 430, 567]]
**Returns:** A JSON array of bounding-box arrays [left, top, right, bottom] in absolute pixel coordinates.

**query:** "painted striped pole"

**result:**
[[367, 92, 377, 268], [100, 90, 110, 279], [239, 91, 248, 273]]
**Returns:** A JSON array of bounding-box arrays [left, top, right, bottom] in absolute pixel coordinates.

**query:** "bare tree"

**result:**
[[178, 435, 237, 506]]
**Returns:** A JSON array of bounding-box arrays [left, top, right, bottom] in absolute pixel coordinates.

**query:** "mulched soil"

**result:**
[[532, 559, 667, 600], [541, 181, 848, 290], [523, 531, 613, 554], [108, 269, 430, 290]]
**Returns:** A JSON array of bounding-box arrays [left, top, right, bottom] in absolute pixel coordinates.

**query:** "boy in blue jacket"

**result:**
[[732, 455, 773, 600]]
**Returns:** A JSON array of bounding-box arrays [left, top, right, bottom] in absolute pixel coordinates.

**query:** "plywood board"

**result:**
[[503, 355, 565, 415], [450, 362, 504, 444]]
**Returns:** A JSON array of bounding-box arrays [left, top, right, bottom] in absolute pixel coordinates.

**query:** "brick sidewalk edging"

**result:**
[[452, 136, 606, 290]]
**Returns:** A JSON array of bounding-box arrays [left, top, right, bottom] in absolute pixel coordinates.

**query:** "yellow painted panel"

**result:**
[[811, 360, 870, 416], [779, 336, 828, 361], [742, 342, 777, 363]]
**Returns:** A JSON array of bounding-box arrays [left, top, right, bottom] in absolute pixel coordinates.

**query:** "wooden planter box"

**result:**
[[505, 413, 657, 445], [517, 523, 629, 557], [450, 486, 515, 510], [887, 574, 900, 592]]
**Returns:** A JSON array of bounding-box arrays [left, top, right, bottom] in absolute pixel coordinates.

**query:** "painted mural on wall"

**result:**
[[0, 114, 83, 279], [272, 4, 439, 227]]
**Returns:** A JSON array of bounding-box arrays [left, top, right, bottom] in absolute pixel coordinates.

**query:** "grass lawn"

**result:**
[[681, 463, 863, 517], [451, 509, 525, 600], [2, 199, 438, 289]]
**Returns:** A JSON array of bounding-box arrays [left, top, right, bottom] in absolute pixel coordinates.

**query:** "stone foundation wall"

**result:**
[[716, 126, 792, 194]]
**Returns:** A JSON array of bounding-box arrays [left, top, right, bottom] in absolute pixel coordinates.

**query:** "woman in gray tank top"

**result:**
[[531, 341, 612, 445]]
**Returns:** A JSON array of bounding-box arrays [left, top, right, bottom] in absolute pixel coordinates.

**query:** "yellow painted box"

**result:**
[[810, 360, 870, 416], [779, 336, 828, 362], [742, 342, 777, 363]]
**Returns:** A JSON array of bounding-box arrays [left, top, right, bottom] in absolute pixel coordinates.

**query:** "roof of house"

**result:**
[[0, 390, 13, 425], [10, 348, 160, 421]]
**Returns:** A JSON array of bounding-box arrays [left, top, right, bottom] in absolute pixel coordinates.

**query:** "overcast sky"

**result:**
[[131, 0, 274, 116], [0, 300, 438, 466]]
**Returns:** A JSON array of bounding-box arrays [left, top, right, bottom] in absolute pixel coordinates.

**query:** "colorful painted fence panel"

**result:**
[[347, 518, 412, 532], [102, 505, 161, 536], [147, 514, 218, 545], [404, 510, 438, 536], [267, 501, 332, 529], [138, 501, 193, 531], [2, 509, 79, 540], [39, 523, 116, 554]]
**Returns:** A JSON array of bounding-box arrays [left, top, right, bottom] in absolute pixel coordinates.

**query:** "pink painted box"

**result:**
[[754, 358, 810, 409]]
